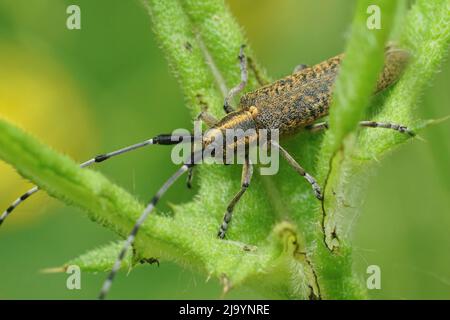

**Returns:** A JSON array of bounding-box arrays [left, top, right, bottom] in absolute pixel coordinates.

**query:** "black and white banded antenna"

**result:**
[[97, 147, 206, 299], [0, 134, 190, 227], [98, 162, 194, 299]]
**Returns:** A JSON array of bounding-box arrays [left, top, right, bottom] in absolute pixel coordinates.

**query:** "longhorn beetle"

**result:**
[[1, 44, 413, 299]]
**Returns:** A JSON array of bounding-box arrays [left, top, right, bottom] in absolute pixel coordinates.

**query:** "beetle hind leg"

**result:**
[[306, 120, 415, 137]]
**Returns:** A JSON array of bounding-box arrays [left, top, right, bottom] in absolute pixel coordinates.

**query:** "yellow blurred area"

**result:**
[[0, 44, 97, 228], [0, 0, 448, 300]]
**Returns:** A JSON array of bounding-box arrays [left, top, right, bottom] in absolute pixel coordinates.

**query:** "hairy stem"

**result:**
[[0, 0, 448, 300]]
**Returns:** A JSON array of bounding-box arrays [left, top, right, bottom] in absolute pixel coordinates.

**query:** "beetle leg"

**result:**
[[305, 120, 415, 137], [272, 141, 322, 200], [217, 156, 253, 239], [223, 45, 248, 114], [197, 111, 218, 127]]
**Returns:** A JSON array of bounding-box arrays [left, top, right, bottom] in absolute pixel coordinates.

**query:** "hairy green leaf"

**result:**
[[0, 0, 448, 299]]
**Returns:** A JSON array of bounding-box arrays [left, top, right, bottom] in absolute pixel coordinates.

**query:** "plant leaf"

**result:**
[[1, 0, 448, 300]]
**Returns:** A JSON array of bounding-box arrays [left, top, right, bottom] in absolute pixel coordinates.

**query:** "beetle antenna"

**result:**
[[0, 135, 192, 227], [98, 162, 195, 299]]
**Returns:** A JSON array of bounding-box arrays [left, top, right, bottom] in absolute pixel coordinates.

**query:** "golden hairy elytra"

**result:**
[[2, 45, 413, 299]]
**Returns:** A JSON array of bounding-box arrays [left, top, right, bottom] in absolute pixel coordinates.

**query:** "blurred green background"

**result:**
[[0, 0, 449, 299]]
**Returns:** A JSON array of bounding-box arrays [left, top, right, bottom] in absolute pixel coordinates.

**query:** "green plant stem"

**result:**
[[0, 0, 448, 300], [143, 0, 223, 113], [316, 0, 397, 254]]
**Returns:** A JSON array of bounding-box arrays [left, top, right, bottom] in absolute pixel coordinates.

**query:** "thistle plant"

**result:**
[[0, 0, 448, 299]]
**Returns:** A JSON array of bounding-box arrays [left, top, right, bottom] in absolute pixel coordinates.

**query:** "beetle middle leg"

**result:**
[[217, 155, 253, 239], [305, 121, 329, 132], [223, 45, 248, 114], [272, 141, 323, 200]]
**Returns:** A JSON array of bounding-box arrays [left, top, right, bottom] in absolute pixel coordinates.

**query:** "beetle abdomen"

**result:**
[[240, 46, 409, 136], [241, 55, 341, 135]]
